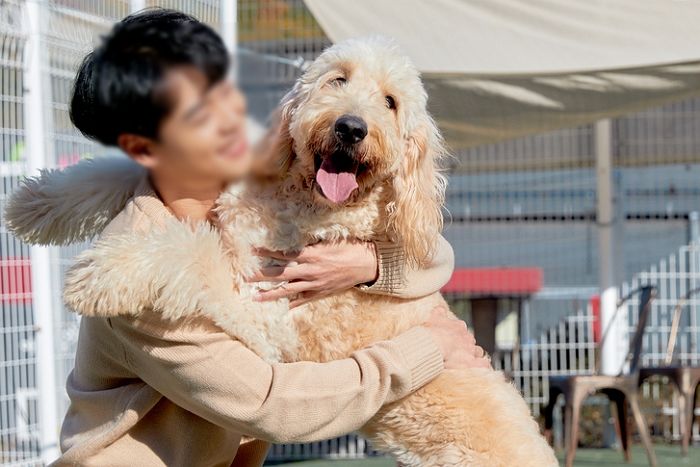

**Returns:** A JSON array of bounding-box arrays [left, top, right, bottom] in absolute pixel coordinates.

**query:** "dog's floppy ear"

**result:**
[[252, 84, 300, 178], [387, 114, 447, 266]]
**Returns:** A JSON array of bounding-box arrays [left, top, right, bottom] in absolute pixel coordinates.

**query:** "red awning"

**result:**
[[442, 268, 543, 296]]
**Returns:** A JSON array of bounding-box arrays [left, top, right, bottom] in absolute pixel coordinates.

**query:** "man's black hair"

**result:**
[[70, 8, 229, 146]]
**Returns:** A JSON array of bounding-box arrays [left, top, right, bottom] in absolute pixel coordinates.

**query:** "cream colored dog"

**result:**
[[7, 38, 556, 466]]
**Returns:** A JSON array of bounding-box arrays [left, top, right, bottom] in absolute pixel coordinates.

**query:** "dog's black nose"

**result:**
[[335, 115, 367, 145]]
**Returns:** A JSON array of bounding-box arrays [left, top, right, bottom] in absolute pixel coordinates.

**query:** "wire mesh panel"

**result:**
[[493, 308, 597, 416], [238, 0, 329, 122], [145, 0, 220, 29], [40, 2, 121, 430], [0, 1, 42, 464]]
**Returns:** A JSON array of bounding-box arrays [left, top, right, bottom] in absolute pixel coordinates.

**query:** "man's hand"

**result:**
[[249, 241, 378, 308], [424, 306, 490, 370]]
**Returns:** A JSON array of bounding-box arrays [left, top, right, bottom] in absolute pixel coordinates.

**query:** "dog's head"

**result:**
[[264, 37, 447, 265]]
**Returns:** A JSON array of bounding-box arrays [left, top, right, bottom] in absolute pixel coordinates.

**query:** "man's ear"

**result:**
[[117, 133, 158, 169]]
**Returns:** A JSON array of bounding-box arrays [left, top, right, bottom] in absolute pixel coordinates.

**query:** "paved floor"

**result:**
[[269, 444, 699, 466]]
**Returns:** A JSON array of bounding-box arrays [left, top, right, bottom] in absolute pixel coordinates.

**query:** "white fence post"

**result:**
[[221, 0, 238, 81], [596, 119, 626, 375], [25, 0, 60, 463], [689, 211, 699, 244], [129, 0, 146, 13]]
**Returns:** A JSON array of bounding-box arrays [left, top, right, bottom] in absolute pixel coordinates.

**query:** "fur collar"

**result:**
[[5, 156, 145, 245], [4, 156, 235, 320]]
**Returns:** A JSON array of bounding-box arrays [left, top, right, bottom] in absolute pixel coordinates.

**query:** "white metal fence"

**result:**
[[493, 308, 597, 417]]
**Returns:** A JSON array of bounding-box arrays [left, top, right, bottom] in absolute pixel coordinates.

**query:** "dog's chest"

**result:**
[[218, 179, 388, 250]]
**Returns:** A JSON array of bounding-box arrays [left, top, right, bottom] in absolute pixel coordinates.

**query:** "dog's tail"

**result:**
[[4, 155, 144, 245]]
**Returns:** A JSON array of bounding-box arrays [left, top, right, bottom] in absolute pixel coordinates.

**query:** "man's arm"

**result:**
[[359, 235, 454, 299], [109, 313, 443, 444], [253, 235, 455, 305]]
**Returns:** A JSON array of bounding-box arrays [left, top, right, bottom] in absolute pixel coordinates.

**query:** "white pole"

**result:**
[[596, 119, 625, 376], [689, 211, 699, 244], [221, 0, 238, 82], [129, 0, 146, 13], [26, 1, 59, 463]]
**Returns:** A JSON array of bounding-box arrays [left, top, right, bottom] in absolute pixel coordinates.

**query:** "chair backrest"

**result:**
[[595, 285, 655, 375], [664, 287, 700, 364], [626, 285, 655, 376]]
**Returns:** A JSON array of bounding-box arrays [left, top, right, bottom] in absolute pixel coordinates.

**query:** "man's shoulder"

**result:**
[[99, 200, 153, 239], [99, 176, 172, 239]]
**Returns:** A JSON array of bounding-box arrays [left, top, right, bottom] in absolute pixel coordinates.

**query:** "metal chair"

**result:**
[[639, 287, 700, 456], [543, 285, 658, 467]]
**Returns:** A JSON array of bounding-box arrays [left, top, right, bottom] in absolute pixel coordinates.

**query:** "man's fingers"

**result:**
[[255, 248, 300, 261], [248, 263, 316, 283], [248, 266, 287, 282], [254, 282, 309, 302]]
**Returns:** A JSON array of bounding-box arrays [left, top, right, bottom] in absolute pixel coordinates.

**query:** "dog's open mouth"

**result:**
[[314, 150, 360, 204]]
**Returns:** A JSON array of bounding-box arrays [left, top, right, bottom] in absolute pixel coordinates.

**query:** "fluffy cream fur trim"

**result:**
[[4, 156, 144, 245]]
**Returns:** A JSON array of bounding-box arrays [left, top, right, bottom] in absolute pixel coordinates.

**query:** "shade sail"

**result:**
[[304, 0, 700, 150]]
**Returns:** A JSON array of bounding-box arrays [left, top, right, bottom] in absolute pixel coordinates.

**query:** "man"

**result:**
[[12, 9, 488, 466]]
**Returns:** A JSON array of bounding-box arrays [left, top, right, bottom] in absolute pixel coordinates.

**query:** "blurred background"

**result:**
[[1, 1, 699, 465]]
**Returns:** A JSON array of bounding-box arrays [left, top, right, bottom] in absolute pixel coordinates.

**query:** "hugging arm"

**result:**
[[360, 235, 455, 299], [109, 312, 443, 444], [253, 235, 455, 305]]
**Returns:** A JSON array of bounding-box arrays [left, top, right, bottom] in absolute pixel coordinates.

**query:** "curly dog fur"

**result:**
[[6, 38, 556, 466]]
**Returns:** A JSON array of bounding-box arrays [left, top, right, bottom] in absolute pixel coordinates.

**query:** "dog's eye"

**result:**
[[329, 77, 347, 87], [385, 95, 397, 110]]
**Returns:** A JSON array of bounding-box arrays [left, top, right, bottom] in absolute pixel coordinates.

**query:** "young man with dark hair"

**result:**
[[36, 9, 487, 466]]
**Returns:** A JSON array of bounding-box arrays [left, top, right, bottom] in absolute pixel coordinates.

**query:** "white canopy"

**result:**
[[304, 0, 700, 150]]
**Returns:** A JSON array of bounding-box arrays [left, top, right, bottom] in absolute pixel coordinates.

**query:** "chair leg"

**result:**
[[691, 388, 699, 453], [681, 383, 698, 457], [610, 391, 631, 462], [677, 389, 693, 457], [628, 393, 658, 467], [677, 374, 698, 457], [543, 387, 561, 446], [565, 389, 584, 467]]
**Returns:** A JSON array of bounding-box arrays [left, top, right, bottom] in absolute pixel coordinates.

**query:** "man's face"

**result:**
[[149, 67, 252, 185]]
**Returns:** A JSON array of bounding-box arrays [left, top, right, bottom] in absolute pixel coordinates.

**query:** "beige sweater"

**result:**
[[51, 177, 453, 467]]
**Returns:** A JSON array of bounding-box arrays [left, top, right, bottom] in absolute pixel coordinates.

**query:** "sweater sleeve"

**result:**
[[109, 314, 443, 444], [358, 235, 455, 299]]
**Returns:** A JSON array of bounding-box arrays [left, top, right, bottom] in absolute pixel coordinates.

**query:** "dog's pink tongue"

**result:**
[[316, 158, 358, 204]]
